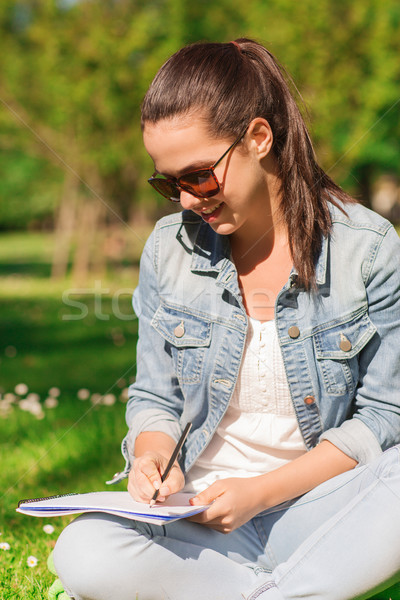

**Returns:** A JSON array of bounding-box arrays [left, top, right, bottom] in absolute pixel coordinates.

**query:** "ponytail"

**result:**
[[141, 39, 355, 289]]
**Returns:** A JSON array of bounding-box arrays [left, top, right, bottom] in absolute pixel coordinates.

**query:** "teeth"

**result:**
[[202, 203, 222, 215]]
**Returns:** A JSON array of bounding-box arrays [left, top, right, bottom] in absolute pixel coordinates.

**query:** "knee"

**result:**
[[54, 513, 129, 600], [53, 515, 103, 599], [53, 512, 156, 600]]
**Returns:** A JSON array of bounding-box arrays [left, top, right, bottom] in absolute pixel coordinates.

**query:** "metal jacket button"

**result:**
[[304, 395, 315, 405], [288, 325, 300, 339], [339, 335, 352, 352], [174, 321, 185, 338]]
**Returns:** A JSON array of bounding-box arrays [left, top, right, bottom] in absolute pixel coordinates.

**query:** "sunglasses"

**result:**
[[147, 127, 247, 202]]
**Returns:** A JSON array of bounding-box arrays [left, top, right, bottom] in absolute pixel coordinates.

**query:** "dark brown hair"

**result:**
[[141, 38, 356, 288]]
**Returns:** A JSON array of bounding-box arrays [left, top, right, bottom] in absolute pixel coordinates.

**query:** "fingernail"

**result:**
[[153, 481, 160, 490]]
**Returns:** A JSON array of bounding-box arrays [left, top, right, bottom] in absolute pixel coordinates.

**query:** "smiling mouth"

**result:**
[[201, 202, 223, 215]]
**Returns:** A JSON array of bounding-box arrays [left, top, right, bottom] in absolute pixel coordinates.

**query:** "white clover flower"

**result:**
[[90, 393, 102, 405], [77, 388, 90, 400], [19, 399, 33, 412], [4, 393, 17, 403], [26, 393, 40, 402], [27, 555, 38, 567], [44, 397, 58, 409], [43, 524, 55, 534], [29, 402, 43, 414], [0, 542, 10, 550], [102, 394, 116, 406], [5, 345, 17, 357], [15, 383, 28, 395], [119, 388, 129, 402], [0, 404, 12, 418], [48, 387, 60, 397]]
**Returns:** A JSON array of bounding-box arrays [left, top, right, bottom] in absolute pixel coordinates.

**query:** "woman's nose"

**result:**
[[179, 189, 202, 210]]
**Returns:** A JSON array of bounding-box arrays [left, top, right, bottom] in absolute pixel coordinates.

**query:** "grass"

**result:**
[[0, 230, 141, 598], [1, 399, 128, 599]]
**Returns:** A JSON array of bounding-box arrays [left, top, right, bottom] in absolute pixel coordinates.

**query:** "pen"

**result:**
[[149, 422, 192, 507]]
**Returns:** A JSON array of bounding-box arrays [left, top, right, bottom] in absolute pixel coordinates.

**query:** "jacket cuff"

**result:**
[[106, 409, 182, 485], [319, 418, 383, 465], [126, 408, 182, 460]]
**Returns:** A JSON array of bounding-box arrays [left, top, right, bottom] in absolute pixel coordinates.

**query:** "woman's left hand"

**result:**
[[188, 477, 266, 533]]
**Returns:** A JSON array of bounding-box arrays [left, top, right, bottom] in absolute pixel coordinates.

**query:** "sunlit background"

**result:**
[[0, 1, 399, 595]]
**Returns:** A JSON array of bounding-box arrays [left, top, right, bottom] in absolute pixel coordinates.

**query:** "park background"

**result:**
[[0, 0, 399, 597]]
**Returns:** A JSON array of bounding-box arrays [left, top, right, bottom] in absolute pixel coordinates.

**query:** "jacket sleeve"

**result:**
[[125, 228, 184, 457], [320, 225, 400, 464]]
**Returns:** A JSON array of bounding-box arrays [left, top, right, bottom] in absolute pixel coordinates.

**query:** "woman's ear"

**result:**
[[247, 118, 273, 160]]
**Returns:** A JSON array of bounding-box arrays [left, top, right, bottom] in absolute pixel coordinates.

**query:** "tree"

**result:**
[[0, 0, 398, 283]]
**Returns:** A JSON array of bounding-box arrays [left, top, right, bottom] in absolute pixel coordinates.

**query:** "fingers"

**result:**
[[187, 481, 236, 533], [159, 464, 184, 497], [128, 454, 161, 502], [188, 505, 235, 534], [133, 457, 161, 500], [128, 455, 184, 503], [190, 484, 220, 507]]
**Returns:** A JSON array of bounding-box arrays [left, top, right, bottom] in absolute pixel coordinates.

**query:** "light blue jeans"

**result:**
[[54, 445, 400, 600]]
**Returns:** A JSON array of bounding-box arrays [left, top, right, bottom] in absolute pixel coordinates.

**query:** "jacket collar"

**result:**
[[190, 219, 231, 273], [189, 215, 330, 287]]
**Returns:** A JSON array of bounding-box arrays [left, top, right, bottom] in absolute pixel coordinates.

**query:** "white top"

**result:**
[[185, 318, 307, 493]]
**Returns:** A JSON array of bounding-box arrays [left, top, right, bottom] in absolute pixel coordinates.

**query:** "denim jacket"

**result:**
[[108, 201, 400, 484]]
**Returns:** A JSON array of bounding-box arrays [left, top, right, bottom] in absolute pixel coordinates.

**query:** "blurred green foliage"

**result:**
[[0, 0, 399, 231], [0, 149, 61, 228]]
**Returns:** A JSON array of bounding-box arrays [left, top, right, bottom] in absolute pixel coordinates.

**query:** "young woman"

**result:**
[[54, 39, 400, 600]]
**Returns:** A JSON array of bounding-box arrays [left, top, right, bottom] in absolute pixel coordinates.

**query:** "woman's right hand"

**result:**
[[128, 451, 185, 504]]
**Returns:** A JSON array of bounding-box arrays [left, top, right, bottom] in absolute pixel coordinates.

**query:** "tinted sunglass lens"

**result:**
[[180, 170, 219, 198], [149, 179, 180, 202]]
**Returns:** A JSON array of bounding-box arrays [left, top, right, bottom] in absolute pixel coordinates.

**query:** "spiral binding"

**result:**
[[18, 493, 78, 508]]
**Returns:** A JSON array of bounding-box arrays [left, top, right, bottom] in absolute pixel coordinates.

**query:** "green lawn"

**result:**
[[1, 399, 128, 599], [0, 231, 139, 598]]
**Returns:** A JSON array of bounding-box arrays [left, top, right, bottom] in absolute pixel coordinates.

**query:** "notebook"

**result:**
[[17, 491, 209, 526]]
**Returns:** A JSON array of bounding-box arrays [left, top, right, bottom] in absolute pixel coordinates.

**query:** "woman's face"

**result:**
[[143, 115, 275, 241]]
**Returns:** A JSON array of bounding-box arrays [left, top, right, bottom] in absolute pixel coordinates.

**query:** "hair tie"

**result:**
[[230, 40, 242, 54]]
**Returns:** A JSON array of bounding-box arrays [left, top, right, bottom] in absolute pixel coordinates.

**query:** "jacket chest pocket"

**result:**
[[312, 311, 377, 396], [152, 303, 212, 385]]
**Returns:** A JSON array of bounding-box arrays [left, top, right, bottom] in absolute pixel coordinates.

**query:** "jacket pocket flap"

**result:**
[[314, 311, 377, 360], [152, 303, 212, 347]]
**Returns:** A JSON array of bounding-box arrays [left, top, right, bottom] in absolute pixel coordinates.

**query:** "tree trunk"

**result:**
[[51, 172, 79, 279], [71, 169, 107, 286]]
